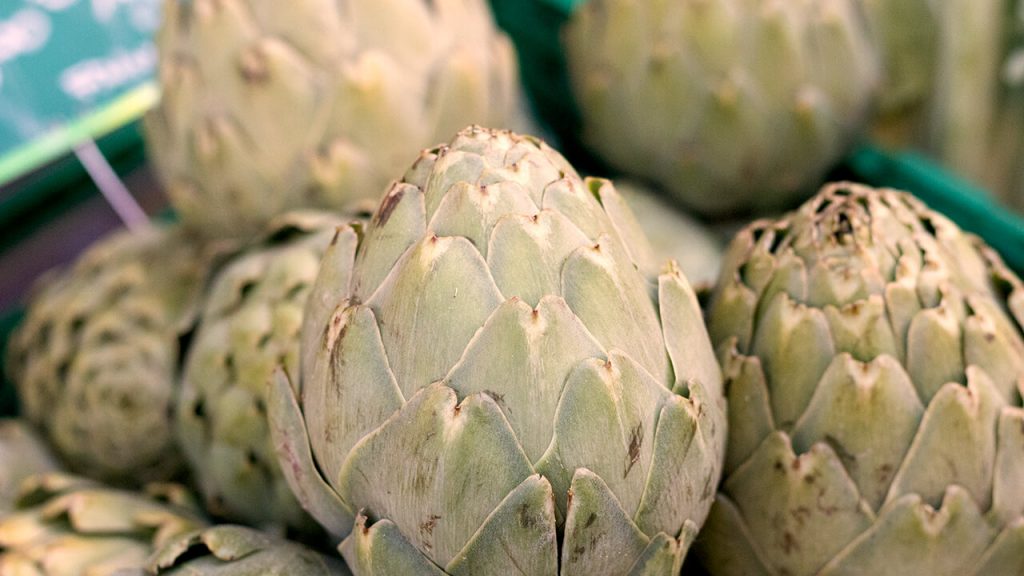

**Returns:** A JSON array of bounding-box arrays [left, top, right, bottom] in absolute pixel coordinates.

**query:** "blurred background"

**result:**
[[2, 0, 1023, 311]]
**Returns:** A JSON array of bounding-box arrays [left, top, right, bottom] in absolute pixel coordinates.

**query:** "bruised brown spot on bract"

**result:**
[[781, 531, 799, 554], [624, 423, 643, 478], [484, 390, 506, 407], [375, 188, 406, 226], [238, 47, 269, 83], [420, 514, 441, 537]]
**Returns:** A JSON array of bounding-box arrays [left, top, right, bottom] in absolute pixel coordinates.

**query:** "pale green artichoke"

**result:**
[[6, 225, 212, 485], [0, 473, 206, 575], [927, 0, 1003, 182], [698, 183, 1024, 575], [176, 211, 353, 532], [0, 420, 60, 515], [149, 524, 349, 575], [564, 0, 879, 216], [269, 126, 726, 574], [861, 0, 937, 129], [983, 0, 1024, 208], [146, 0, 520, 240], [613, 181, 723, 288]]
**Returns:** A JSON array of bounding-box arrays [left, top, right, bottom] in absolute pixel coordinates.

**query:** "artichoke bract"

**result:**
[[149, 524, 350, 575], [146, 0, 519, 240], [564, 0, 878, 216], [6, 224, 211, 485], [269, 126, 726, 574], [698, 183, 1024, 575], [0, 473, 206, 575], [0, 420, 60, 515], [177, 211, 354, 533]]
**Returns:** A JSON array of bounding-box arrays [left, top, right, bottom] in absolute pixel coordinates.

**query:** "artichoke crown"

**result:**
[[270, 127, 726, 574], [700, 183, 1024, 576]]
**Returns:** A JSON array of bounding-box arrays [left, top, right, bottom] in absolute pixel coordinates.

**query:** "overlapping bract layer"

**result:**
[[177, 212, 350, 532], [698, 183, 1024, 575], [564, 0, 878, 215], [270, 127, 726, 574], [149, 524, 349, 575], [0, 473, 206, 575], [146, 0, 519, 240], [6, 225, 210, 484]]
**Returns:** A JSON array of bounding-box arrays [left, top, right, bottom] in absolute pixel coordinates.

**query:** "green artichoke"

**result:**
[[177, 211, 355, 532], [564, 0, 879, 216], [698, 183, 1024, 575], [0, 473, 206, 575], [983, 0, 1024, 208], [269, 126, 726, 574], [928, 0, 1003, 182], [149, 524, 349, 575], [613, 181, 723, 288], [6, 224, 211, 485], [146, 0, 520, 240], [860, 0, 938, 145], [0, 420, 60, 515]]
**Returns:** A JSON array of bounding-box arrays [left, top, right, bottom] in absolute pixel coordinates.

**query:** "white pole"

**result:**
[[73, 138, 150, 231]]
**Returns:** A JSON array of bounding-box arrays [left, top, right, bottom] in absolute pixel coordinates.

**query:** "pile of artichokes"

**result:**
[[3, 0, 1024, 574]]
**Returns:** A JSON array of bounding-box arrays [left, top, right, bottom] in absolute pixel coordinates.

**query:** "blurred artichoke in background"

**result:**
[[564, 0, 879, 216], [984, 0, 1024, 209], [614, 181, 723, 288], [0, 420, 59, 514], [927, 0, 1002, 184], [177, 211, 354, 533], [270, 127, 726, 574], [6, 224, 212, 485], [146, 0, 520, 240], [0, 473, 206, 575], [860, 0, 937, 136], [697, 183, 1024, 575], [149, 524, 349, 575]]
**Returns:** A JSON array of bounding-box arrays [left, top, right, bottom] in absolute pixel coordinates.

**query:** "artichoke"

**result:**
[[0, 473, 206, 575], [698, 183, 1024, 575], [0, 420, 60, 515], [927, 0, 1003, 182], [269, 126, 726, 574], [146, 0, 520, 240], [860, 0, 938, 145], [177, 211, 355, 532], [862, 0, 937, 117], [149, 524, 349, 575], [6, 224, 211, 485], [613, 181, 723, 288], [563, 0, 879, 216]]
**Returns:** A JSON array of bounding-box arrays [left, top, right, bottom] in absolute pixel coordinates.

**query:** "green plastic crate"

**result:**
[[489, 0, 1024, 274]]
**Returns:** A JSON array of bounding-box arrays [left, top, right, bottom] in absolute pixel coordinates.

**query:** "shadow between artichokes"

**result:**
[[268, 126, 727, 574], [697, 183, 1024, 575]]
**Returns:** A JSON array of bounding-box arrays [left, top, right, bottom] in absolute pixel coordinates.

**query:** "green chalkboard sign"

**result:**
[[0, 0, 160, 185]]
